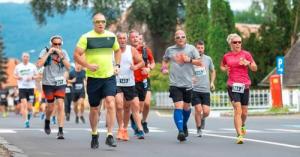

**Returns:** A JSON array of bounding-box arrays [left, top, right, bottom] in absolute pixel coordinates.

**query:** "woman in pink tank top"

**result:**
[[221, 33, 257, 144]]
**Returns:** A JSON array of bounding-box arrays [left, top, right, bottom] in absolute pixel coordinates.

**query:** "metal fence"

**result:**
[[154, 89, 300, 111]]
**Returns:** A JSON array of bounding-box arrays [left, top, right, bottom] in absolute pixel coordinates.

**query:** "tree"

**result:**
[[129, 0, 181, 62], [291, 0, 300, 45], [0, 25, 8, 84], [273, 0, 292, 52], [207, 0, 235, 90], [185, 0, 209, 44], [30, 0, 124, 25]]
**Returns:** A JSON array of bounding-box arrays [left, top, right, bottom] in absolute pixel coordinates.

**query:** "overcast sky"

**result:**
[[0, 0, 252, 11]]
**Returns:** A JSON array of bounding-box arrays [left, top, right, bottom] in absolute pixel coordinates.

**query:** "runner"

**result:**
[[192, 40, 216, 137], [221, 33, 257, 144], [14, 52, 38, 128], [115, 32, 145, 141], [161, 30, 202, 142], [0, 83, 9, 118], [64, 69, 73, 122], [129, 31, 155, 134], [37, 35, 70, 139], [69, 62, 86, 124], [73, 13, 121, 148]]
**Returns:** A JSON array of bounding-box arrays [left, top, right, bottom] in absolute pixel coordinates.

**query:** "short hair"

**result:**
[[128, 29, 139, 35], [116, 32, 128, 38], [22, 52, 30, 58], [226, 33, 241, 45], [196, 40, 205, 46], [92, 12, 105, 18]]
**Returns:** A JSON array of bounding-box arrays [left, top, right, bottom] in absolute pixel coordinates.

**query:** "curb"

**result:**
[[221, 112, 300, 117], [0, 136, 28, 157]]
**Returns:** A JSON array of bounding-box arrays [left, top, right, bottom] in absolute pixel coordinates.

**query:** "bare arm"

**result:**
[[114, 49, 121, 65], [132, 47, 145, 70], [210, 69, 216, 90]]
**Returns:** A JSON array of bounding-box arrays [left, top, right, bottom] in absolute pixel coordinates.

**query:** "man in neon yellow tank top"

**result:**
[[74, 13, 121, 149]]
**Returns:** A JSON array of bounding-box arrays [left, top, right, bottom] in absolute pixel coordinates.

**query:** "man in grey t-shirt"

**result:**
[[161, 30, 202, 142], [37, 35, 70, 140], [191, 40, 216, 137]]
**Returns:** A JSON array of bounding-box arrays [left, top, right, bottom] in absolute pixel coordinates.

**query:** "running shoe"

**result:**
[[27, 112, 32, 120], [236, 135, 244, 144], [66, 113, 70, 121], [130, 114, 137, 132], [117, 129, 123, 140], [183, 125, 189, 137], [136, 130, 145, 139], [44, 119, 51, 135], [51, 116, 56, 125], [105, 135, 117, 147], [201, 118, 206, 129], [40, 113, 45, 120], [57, 132, 64, 139], [142, 121, 149, 134], [91, 134, 99, 149], [2, 112, 8, 118], [197, 127, 203, 137], [241, 125, 246, 136], [177, 131, 186, 142], [25, 120, 30, 128], [80, 116, 86, 124], [122, 129, 129, 141], [75, 116, 79, 124]]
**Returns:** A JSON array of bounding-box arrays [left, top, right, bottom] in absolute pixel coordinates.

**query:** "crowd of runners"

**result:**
[[0, 12, 257, 148]]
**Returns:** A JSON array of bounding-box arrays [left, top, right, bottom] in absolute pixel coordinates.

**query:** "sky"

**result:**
[[0, 0, 253, 11]]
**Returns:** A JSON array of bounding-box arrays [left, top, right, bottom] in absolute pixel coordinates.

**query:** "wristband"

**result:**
[[189, 58, 193, 63], [115, 64, 120, 68]]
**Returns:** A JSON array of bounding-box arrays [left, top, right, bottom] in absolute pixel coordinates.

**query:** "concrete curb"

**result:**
[[221, 112, 300, 117], [0, 136, 28, 157]]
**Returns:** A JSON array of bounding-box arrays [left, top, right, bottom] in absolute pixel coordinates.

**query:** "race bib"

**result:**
[[232, 83, 245, 93], [143, 79, 148, 89], [118, 75, 131, 86], [75, 83, 83, 90], [1, 94, 6, 99], [54, 76, 66, 86], [195, 67, 207, 76], [65, 87, 71, 93]]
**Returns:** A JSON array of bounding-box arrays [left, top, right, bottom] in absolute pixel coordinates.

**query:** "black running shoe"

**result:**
[[80, 116, 86, 124], [197, 127, 203, 137], [91, 134, 99, 149], [177, 131, 186, 142], [130, 114, 137, 131], [44, 120, 51, 135], [142, 121, 149, 134], [201, 118, 206, 129], [75, 116, 79, 124], [57, 132, 64, 139], [66, 114, 70, 121], [105, 135, 117, 147], [183, 125, 189, 137]]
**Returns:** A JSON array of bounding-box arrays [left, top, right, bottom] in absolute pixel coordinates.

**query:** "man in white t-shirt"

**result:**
[[14, 52, 38, 128]]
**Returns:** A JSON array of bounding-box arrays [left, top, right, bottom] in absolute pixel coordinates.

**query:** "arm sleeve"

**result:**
[[147, 48, 155, 63], [246, 52, 254, 63], [76, 35, 87, 50], [191, 46, 200, 59], [163, 48, 170, 61], [209, 57, 215, 71], [112, 36, 120, 51]]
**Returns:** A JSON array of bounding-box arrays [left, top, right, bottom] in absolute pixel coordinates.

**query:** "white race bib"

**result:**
[[54, 76, 66, 86], [195, 67, 207, 77], [232, 83, 245, 93], [118, 75, 131, 86], [1, 94, 6, 99], [75, 83, 83, 90], [65, 87, 71, 93]]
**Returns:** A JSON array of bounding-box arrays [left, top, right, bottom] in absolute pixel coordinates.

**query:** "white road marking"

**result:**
[[268, 129, 300, 133], [155, 111, 172, 117], [204, 133, 300, 149], [221, 128, 265, 133], [0, 129, 16, 133]]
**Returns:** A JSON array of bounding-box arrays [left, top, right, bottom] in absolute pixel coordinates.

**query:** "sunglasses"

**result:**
[[93, 20, 106, 24], [175, 36, 186, 40], [52, 43, 62, 46], [232, 41, 242, 44]]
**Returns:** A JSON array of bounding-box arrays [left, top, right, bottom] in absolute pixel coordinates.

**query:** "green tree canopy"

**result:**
[[0, 25, 8, 84]]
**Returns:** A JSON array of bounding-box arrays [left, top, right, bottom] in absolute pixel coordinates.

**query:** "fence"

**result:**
[[154, 89, 300, 112]]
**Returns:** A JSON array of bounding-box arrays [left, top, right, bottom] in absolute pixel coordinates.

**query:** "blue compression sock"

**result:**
[[182, 108, 191, 128], [173, 109, 183, 132]]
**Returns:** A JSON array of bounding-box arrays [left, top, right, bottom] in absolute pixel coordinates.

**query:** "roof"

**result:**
[[3, 58, 19, 87], [259, 39, 300, 87]]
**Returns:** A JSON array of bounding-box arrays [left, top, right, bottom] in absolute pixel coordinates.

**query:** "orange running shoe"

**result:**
[[117, 129, 123, 140], [122, 129, 129, 141]]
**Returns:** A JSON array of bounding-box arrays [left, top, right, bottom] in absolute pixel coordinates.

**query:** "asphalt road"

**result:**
[[0, 111, 300, 157]]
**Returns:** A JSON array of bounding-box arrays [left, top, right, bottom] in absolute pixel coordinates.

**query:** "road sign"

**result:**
[[276, 56, 284, 75]]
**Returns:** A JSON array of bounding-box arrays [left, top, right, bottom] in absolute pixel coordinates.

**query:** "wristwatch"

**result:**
[[116, 64, 120, 68]]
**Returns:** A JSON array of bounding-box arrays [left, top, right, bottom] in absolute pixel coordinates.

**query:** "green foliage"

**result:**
[[30, 0, 122, 25], [268, 106, 290, 113], [185, 0, 209, 44], [0, 26, 7, 84], [234, 11, 265, 24], [207, 0, 235, 90], [149, 63, 169, 92]]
